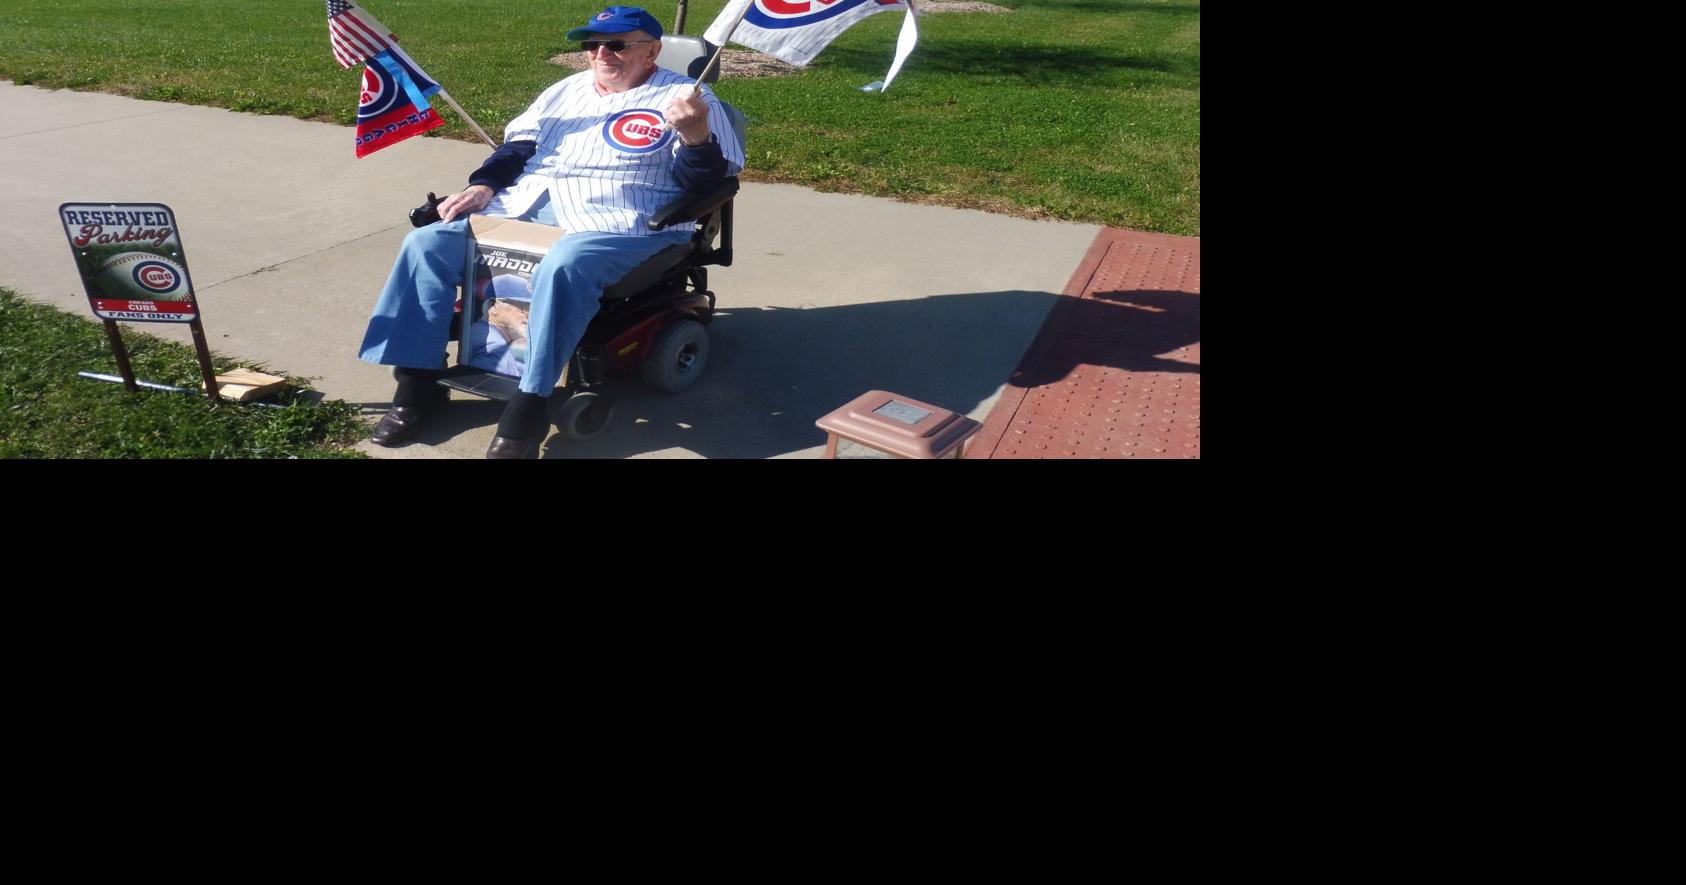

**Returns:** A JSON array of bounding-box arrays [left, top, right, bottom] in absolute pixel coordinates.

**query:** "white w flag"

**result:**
[[705, 0, 920, 90]]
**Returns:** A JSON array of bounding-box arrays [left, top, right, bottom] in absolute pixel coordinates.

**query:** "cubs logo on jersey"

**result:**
[[602, 109, 673, 153]]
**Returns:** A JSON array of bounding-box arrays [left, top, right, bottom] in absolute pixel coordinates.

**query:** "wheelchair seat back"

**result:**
[[719, 102, 747, 161], [657, 35, 720, 82]]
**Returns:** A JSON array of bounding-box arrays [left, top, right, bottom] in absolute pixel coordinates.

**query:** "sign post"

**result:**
[[58, 202, 220, 401]]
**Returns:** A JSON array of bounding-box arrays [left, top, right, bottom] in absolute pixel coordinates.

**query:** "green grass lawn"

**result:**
[[0, 289, 368, 458], [0, 0, 1200, 235]]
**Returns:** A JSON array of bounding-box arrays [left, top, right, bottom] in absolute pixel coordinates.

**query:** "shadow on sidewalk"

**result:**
[[347, 284, 1199, 459], [1011, 287, 1201, 388], [558, 285, 1196, 459]]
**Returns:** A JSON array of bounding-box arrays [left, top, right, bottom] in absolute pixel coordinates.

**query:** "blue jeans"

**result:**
[[358, 203, 690, 394]]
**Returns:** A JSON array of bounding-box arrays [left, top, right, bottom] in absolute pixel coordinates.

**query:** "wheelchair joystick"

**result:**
[[409, 192, 445, 227]]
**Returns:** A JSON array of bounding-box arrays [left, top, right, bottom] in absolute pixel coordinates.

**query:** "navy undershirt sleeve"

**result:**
[[672, 138, 727, 194], [468, 140, 538, 191]]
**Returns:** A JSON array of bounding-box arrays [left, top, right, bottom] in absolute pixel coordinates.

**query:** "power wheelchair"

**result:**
[[407, 35, 741, 442]]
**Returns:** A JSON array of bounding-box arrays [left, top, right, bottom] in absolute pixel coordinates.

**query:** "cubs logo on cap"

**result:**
[[602, 109, 672, 153], [566, 5, 664, 40], [747, 0, 900, 29]]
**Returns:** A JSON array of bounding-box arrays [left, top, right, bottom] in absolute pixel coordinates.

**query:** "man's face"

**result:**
[[585, 29, 661, 92]]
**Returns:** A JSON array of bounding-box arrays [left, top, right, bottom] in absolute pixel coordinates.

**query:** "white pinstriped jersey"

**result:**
[[483, 68, 744, 237]]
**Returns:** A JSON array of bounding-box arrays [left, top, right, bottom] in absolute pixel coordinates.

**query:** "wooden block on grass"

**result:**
[[206, 368, 287, 402]]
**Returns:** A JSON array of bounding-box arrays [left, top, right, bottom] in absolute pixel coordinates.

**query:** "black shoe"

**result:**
[[485, 433, 543, 459], [486, 390, 548, 459], [371, 403, 438, 446]]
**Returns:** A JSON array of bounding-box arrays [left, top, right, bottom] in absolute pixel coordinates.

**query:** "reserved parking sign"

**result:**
[[59, 202, 199, 323]]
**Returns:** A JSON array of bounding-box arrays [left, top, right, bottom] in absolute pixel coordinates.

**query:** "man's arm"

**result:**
[[435, 141, 539, 223], [672, 137, 727, 194], [469, 141, 538, 192], [432, 77, 566, 224], [664, 92, 728, 194]]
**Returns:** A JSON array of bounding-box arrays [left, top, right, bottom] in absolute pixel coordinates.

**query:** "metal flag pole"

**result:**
[[675, 0, 690, 35], [692, 0, 754, 95], [433, 87, 498, 148], [78, 373, 286, 408]]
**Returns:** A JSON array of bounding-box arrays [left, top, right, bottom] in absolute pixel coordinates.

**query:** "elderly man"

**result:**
[[357, 5, 744, 458]]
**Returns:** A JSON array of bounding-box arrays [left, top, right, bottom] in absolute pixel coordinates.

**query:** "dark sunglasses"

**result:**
[[580, 39, 655, 53]]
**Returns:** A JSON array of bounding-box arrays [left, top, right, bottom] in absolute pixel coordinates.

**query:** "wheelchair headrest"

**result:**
[[657, 34, 719, 83]]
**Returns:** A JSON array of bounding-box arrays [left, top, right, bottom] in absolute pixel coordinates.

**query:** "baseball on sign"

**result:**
[[94, 251, 191, 300]]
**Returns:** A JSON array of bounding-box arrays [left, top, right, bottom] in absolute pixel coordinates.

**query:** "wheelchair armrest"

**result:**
[[649, 178, 740, 230]]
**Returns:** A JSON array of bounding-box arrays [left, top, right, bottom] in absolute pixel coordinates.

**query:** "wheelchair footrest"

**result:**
[[437, 365, 521, 402]]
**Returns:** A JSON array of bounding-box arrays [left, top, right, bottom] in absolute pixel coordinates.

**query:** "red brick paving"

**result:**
[[967, 227, 1200, 459]]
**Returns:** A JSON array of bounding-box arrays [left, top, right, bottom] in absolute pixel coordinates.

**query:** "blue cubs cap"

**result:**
[[487, 273, 533, 302], [566, 6, 663, 41]]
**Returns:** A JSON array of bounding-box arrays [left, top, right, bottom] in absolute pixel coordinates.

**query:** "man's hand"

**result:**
[[663, 93, 711, 147], [439, 185, 494, 223], [487, 298, 530, 345]]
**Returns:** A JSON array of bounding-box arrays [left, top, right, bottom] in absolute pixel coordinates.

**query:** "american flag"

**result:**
[[327, 0, 397, 69]]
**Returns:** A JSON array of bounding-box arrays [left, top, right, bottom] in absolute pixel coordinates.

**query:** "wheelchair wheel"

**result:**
[[549, 390, 615, 441], [642, 318, 709, 393]]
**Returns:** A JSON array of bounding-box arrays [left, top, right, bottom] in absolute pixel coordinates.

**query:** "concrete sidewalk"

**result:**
[[0, 81, 1101, 459]]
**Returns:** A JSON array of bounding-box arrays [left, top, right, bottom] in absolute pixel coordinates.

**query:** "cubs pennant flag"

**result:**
[[327, 0, 501, 148], [356, 49, 445, 157], [704, 0, 919, 89]]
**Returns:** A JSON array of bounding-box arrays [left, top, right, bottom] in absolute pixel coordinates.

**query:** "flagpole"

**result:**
[[434, 88, 498, 147], [692, 0, 753, 95]]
